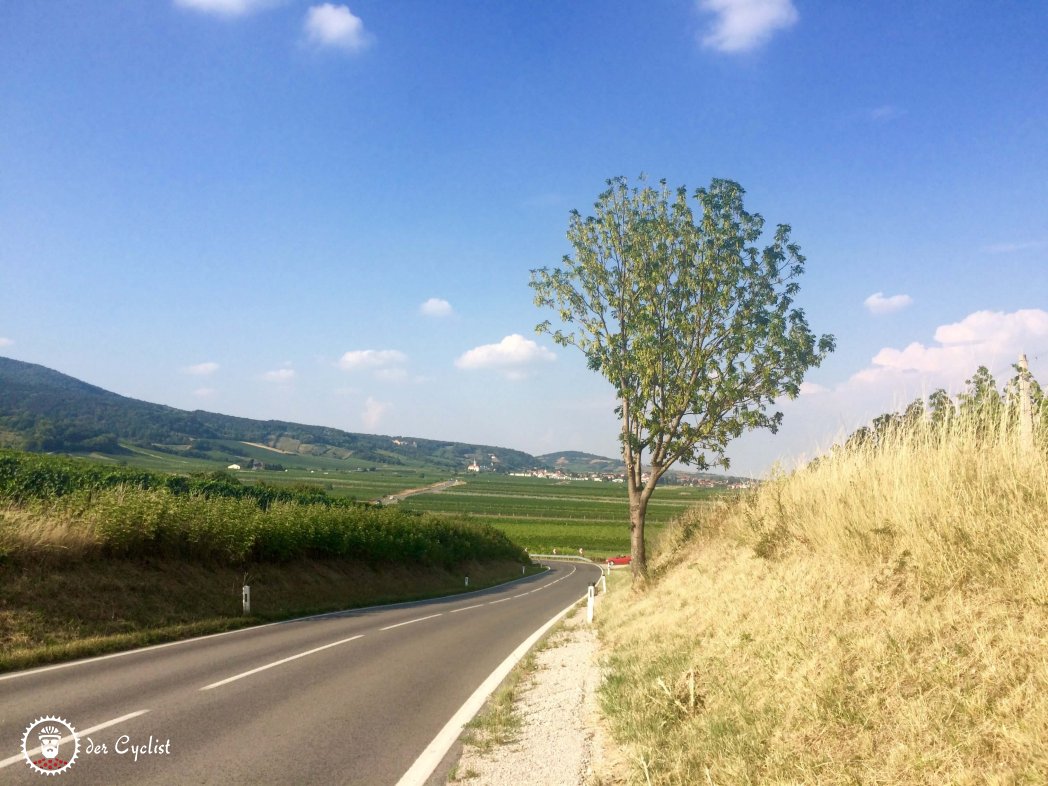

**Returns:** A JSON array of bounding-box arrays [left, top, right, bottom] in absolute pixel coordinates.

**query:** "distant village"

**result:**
[[466, 459, 751, 489]]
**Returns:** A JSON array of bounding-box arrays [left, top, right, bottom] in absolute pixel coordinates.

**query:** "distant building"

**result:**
[[467, 460, 480, 473], [227, 464, 241, 471]]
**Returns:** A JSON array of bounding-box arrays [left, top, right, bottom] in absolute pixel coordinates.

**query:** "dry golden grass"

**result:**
[[0, 501, 99, 556], [598, 417, 1048, 784]]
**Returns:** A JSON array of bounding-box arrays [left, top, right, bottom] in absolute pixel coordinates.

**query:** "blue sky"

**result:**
[[2, 1, 1046, 476]]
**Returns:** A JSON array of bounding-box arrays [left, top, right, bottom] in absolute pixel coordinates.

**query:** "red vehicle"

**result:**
[[606, 555, 632, 566]]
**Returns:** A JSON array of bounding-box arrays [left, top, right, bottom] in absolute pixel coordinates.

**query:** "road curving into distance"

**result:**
[[0, 560, 602, 785]]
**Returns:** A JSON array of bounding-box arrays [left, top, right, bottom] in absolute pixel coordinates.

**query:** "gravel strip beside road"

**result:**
[[451, 607, 610, 785]]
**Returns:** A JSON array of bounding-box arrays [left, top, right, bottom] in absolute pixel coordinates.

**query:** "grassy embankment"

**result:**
[[598, 415, 1047, 784], [0, 451, 534, 672]]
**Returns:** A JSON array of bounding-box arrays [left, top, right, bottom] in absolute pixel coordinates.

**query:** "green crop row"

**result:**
[[0, 451, 527, 568], [0, 450, 353, 510], [401, 494, 696, 524]]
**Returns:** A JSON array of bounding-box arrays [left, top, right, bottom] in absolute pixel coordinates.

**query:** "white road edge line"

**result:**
[[379, 613, 442, 631], [449, 604, 485, 614], [199, 634, 365, 691], [395, 592, 586, 786], [0, 710, 150, 770]]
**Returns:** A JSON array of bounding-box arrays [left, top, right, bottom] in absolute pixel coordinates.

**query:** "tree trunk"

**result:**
[[629, 491, 649, 587]]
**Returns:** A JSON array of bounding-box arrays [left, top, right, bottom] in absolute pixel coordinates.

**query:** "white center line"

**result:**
[[200, 635, 365, 691], [380, 613, 443, 631], [513, 593, 529, 598], [0, 710, 150, 770], [488, 598, 511, 605], [449, 604, 485, 614]]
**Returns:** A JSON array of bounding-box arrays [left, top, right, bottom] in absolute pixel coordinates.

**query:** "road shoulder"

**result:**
[[449, 605, 615, 785]]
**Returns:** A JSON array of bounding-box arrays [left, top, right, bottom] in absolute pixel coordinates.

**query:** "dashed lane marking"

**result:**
[[380, 613, 443, 631], [200, 635, 365, 691]]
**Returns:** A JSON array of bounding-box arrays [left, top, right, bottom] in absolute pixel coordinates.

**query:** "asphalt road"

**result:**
[[0, 560, 602, 785]]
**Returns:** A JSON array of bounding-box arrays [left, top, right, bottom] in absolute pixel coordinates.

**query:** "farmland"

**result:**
[[398, 474, 721, 555], [12, 442, 726, 558], [83, 441, 455, 501], [20, 438, 728, 557]]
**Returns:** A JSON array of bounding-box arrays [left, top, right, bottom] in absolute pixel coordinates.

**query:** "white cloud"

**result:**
[[419, 298, 454, 318], [361, 396, 390, 430], [374, 368, 409, 383], [864, 292, 913, 315], [174, 0, 277, 17], [193, 387, 217, 398], [868, 105, 904, 122], [851, 308, 1048, 386], [183, 361, 220, 376], [721, 309, 1048, 477], [338, 349, 407, 371], [262, 368, 296, 382], [304, 4, 371, 51], [798, 381, 828, 396], [697, 0, 798, 53], [455, 334, 556, 378], [0, 337, 13, 348], [981, 240, 1047, 255]]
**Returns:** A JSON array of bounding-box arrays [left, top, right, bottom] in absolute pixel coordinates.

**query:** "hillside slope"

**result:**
[[597, 410, 1048, 784], [0, 356, 538, 471]]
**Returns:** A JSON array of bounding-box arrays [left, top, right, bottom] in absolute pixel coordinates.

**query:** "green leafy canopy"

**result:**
[[530, 176, 835, 477]]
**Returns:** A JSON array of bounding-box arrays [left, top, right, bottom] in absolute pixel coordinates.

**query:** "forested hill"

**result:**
[[0, 356, 538, 471], [537, 451, 626, 474]]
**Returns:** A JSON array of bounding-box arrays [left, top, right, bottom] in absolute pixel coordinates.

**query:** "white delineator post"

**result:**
[[465, 576, 469, 587], [1018, 353, 1034, 451], [587, 584, 595, 623], [242, 585, 251, 615]]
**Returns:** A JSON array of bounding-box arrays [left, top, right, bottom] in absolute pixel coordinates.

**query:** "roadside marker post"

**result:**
[[1018, 353, 1034, 451], [465, 576, 469, 587], [242, 585, 251, 615], [587, 585, 595, 623]]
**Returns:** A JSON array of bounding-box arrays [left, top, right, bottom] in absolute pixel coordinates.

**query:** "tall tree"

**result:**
[[928, 388, 955, 429], [531, 176, 834, 582]]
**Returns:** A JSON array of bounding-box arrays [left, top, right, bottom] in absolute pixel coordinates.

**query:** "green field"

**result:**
[[399, 474, 720, 556], [89, 442, 452, 502]]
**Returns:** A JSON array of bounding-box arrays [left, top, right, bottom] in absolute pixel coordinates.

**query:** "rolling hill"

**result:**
[[536, 450, 626, 474], [0, 357, 539, 472]]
